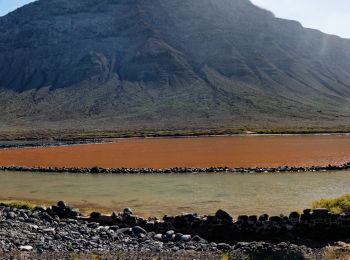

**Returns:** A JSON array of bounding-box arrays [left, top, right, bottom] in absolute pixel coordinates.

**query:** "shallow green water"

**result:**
[[1, 171, 350, 217]]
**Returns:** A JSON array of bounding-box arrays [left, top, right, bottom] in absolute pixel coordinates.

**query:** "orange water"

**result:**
[[0, 135, 349, 168]]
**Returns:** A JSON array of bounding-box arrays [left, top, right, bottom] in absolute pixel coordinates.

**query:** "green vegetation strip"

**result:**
[[0, 200, 36, 210], [312, 194, 350, 214]]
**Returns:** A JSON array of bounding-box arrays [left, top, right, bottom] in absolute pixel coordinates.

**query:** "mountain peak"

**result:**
[[0, 0, 349, 130]]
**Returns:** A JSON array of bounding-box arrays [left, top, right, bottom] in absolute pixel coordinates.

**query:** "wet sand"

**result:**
[[0, 135, 349, 168]]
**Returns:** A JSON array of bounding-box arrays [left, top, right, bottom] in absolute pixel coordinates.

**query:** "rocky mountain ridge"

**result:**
[[0, 0, 349, 131]]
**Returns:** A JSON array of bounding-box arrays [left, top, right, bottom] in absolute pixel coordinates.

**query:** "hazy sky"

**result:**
[[0, 0, 349, 39], [0, 0, 36, 16], [251, 0, 350, 38]]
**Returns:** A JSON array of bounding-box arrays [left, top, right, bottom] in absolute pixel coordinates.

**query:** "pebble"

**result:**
[[6, 212, 16, 219], [19, 245, 33, 251], [181, 235, 191, 242], [154, 234, 163, 240]]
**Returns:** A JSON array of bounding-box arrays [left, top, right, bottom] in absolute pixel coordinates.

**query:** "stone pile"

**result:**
[[0, 202, 315, 258], [80, 205, 350, 245]]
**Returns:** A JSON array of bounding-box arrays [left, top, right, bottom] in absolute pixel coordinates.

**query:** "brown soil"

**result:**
[[0, 135, 349, 168]]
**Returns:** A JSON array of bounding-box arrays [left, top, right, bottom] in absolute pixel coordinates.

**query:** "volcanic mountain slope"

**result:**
[[0, 0, 350, 131]]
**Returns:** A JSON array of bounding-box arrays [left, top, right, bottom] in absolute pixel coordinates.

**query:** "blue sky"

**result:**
[[251, 0, 350, 38], [0, 0, 36, 16], [0, 0, 349, 38]]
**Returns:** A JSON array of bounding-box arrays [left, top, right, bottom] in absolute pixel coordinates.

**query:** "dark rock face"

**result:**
[[2, 0, 350, 93], [0, 0, 350, 129]]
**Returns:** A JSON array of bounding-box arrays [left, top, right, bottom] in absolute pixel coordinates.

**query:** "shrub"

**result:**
[[312, 194, 350, 214], [0, 200, 36, 210]]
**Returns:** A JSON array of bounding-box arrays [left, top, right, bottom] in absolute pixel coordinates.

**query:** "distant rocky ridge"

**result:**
[[0, 0, 350, 131]]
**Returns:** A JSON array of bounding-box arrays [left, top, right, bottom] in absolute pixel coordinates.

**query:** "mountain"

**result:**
[[0, 0, 349, 132]]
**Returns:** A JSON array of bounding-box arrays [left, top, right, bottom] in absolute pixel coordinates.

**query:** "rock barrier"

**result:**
[[0, 201, 327, 257], [0, 162, 349, 174], [9, 201, 349, 246], [79, 205, 350, 246]]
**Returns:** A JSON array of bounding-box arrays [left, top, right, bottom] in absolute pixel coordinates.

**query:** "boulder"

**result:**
[[109, 225, 119, 231], [57, 201, 67, 209], [6, 212, 16, 220], [259, 214, 269, 222], [69, 208, 80, 218], [269, 216, 283, 224], [33, 206, 46, 212], [132, 226, 147, 237], [90, 212, 101, 220], [123, 208, 133, 215], [313, 208, 329, 216], [303, 209, 311, 215], [174, 233, 184, 242], [248, 215, 258, 222], [217, 243, 232, 251], [238, 215, 249, 222], [289, 211, 300, 220], [165, 230, 175, 239], [87, 222, 99, 229], [154, 234, 163, 240], [215, 209, 233, 222], [145, 221, 155, 231], [123, 214, 137, 225], [191, 235, 204, 242], [163, 215, 174, 222], [117, 228, 132, 235], [181, 234, 192, 242]]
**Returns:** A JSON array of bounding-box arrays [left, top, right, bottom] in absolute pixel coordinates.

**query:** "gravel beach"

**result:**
[[1, 203, 342, 259]]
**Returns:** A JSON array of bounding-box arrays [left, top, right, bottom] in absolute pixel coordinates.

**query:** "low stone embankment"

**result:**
[[0, 139, 103, 149], [80, 205, 350, 246], [0, 202, 320, 259], [0, 162, 349, 174]]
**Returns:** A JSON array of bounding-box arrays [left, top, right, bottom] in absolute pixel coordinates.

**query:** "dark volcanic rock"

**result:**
[[0, 202, 345, 258], [215, 209, 233, 222], [90, 212, 101, 220], [123, 208, 133, 216], [0, 0, 350, 130], [131, 226, 147, 237]]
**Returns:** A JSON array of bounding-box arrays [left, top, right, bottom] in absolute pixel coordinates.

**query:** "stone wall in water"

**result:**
[[1, 162, 350, 174]]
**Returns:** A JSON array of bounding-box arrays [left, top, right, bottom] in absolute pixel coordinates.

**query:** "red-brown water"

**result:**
[[0, 135, 349, 168]]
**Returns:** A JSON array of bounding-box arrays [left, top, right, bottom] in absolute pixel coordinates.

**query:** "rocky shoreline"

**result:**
[[0, 162, 349, 174], [1, 202, 350, 259], [0, 139, 104, 149]]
